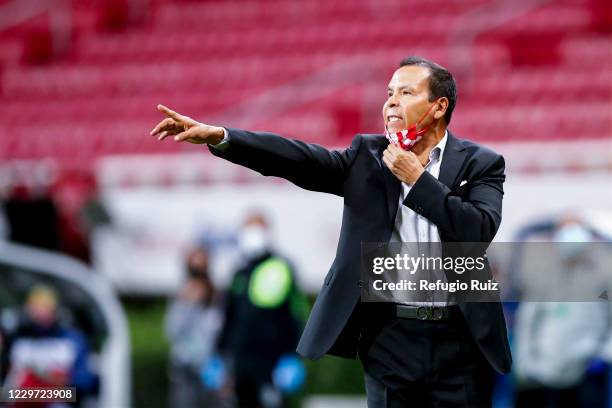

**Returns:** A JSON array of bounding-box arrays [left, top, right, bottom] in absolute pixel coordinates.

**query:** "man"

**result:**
[[151, 56, 512, 407], [217, 212, 306, 408]]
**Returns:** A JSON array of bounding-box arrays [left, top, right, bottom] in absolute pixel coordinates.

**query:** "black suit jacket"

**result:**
[[210, 128, 512, 374]]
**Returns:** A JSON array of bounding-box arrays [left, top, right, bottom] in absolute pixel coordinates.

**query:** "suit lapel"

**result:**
[[383, 158, 401, 226], [380, 131, 467, 229], [438, 131, 467, 189], [436, 132, 467, 242], [378, 138, 401, 226]]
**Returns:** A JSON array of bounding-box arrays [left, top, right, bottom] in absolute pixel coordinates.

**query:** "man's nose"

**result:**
[[386, 94, 399, 108]]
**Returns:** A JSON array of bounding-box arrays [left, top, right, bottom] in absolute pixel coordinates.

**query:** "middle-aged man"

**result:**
[[151, 56, 512, 407]]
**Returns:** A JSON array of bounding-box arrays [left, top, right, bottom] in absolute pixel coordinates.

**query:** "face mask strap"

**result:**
[[413, 99, 438, 129], [403, 100, 438, 139], [385, 100, 439, 150]]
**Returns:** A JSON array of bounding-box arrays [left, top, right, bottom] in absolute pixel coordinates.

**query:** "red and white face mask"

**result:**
[[385, 102, 437, 150]]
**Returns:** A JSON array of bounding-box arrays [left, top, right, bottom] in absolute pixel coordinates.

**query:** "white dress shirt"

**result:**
[[390, 131, 454, 306], [391, 131, 447, 244]]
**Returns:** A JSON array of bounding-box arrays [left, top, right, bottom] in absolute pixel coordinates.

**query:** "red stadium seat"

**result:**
[[1, 0, 610, 165]]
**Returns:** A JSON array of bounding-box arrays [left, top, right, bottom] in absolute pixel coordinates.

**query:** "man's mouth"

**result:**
[[387, 115, 403, 124]]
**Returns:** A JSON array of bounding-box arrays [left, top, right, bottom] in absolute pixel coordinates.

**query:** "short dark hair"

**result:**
[[399, 56, 457, 125]]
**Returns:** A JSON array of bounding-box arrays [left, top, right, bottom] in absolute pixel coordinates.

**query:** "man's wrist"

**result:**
[[406, 168, 424, 185], [209, 127, 229, 151], [209, 127, 227, 144]]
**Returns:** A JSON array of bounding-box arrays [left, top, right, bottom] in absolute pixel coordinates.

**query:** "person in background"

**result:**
[[513, 217, 612, 408], [217, 212, 308, 408], [165, 246, 225, 407], [2, 285, 99, 408]]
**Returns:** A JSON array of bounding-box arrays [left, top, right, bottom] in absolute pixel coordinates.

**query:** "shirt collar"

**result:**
[[428, 130, 448, 163]]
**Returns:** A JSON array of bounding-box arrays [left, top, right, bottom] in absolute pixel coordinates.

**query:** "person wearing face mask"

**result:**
[[512, 217, 612, 408], [151, 55, 510, 407], [216, 213, 307, 408]]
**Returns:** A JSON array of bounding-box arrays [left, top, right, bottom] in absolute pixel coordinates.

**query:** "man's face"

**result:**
[[383, 65, 434, 133]]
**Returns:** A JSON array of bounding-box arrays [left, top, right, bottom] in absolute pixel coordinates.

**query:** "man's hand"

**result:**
[[150, 104, 225, 145], [382, 144, 425, 185]]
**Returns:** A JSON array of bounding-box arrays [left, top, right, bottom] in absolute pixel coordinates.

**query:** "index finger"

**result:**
[[150, 117, 173, 136], [157, 104, 184, 122]]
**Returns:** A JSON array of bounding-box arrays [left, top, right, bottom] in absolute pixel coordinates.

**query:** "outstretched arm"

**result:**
[[209, 128, 361, 196], [151, 105, 361, 196]]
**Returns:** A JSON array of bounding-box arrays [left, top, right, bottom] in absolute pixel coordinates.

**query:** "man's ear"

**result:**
[[433, 97, 448, 120]]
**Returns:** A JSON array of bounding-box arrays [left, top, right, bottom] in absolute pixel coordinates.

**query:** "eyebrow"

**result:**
[[387, 85, 415, 92]]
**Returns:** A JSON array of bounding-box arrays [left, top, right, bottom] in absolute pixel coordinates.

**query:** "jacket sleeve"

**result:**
[[403, 153, 505, 242], [208, 128, 362, 196]]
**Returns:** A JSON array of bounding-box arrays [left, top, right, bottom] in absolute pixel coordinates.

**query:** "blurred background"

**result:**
[[0, 0, 610, 407]]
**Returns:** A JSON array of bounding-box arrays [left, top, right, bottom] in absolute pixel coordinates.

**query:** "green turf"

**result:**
[[124, 297, 170, 408]]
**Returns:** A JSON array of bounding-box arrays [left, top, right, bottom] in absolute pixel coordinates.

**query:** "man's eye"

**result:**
[[403, 91, 411, 95]]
